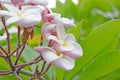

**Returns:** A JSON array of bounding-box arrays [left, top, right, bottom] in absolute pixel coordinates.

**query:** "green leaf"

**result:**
[[0, 58, 10, 70], [68, 20, 83, 40], [99, 68, 120, 80], [65, 19, 120, 80], [21, 45, 39, 71], [80, 50, 120, 80]]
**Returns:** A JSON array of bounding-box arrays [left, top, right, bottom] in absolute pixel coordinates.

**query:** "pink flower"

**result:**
[[35, 46, 75, 71], [46, 22, 83, 58], [0, 4, 41, 27]]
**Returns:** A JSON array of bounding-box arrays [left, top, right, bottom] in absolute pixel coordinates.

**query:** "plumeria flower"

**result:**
[[44, 13, 76, 27], [0, 4, 41, 27], [41, 13, 76, 37], [35, 46, 75, 71], [47, 23, 83, 58]]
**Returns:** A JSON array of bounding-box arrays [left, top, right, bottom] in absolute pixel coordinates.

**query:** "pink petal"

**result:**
[[11, 0, 23, 5], [0, 10, 14, 16], [4, 4, 20, 12], [42, 23, 56, 36], [61, 18, 76, 27], [51, 56, 75, 71], [53, 41, 74, 52], [17, 14, 41, 27], [62, 41, 83, 58], [35, 46, 61, 63], [64, 34, 76, 42]]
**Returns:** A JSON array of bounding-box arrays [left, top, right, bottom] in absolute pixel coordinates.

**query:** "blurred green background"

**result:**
[[1, 0, 120, 80]]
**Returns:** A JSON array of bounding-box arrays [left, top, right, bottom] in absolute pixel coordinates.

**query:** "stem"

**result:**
[[19, 70, 33, 76], [39, 61, 46, 75], [16, 26, 21, 56], [1, 17, 10, 54], [40, 64, 51, 76], [0, 70, 12, 75], [14, 71, 23, 80], [14, 43, 26, 65], [14, 57, 41, 68], [0, 46, 8, 55]]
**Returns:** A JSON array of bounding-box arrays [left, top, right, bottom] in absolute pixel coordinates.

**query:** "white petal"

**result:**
[[46, 35, 60, 43], [51, 56, 75, 71], [17, 14, 41, 27], [62, 41, 83, 58], [6, 16, 19, 25], [35, 46, 61, 63], [22, 6, 41, 15], [45, 13, 61, 20], [4, 4, 20, 13], [42, 23, 56, 35], [64, 34, 76, 42], [61, 18, 76, 27], [56, 22, 66, 39], [0, 10, 14, 16], [53, 41, 74, 51]]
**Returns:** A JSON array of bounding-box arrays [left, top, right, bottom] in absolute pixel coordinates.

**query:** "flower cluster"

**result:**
[[0, 0, 83, 71]]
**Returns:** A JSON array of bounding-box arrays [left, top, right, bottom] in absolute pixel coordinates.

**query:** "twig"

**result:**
[[14, 43, 26, 65], [14, 56, 42, 68], [39, 61, 46, 75], [19, 70, 33, 76], [0, 70, 12, 75], [9, 44, 23, 56], [1, 17, 10, 54], [16, 26, 21, 56], [0, 46, 8, 55], [14, 71, 23, 80], [40, 64, 51, 76]]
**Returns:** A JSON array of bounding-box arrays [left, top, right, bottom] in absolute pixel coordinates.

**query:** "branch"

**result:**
[[40, 64, 51, 76], [14, 71, 23, 80], [14, 43, 26, 65], [1, 17, 10, 54], [0, 46, 8, 55], [14, 56, 42, 68], [0, 70, 12, 75], [19, 70, 33, 76]]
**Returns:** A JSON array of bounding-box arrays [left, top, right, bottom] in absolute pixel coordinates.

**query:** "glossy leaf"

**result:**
[[65, 19, 120, 80], [80, 50, 120, 80]]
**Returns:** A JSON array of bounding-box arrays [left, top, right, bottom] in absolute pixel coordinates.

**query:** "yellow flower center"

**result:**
[[62, 42, 68, 46], [17, 12, 21, 17], [56, 52, 62, 56]]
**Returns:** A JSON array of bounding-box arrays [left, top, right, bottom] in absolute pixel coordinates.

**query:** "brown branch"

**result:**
[[19, 70, 33, 76], [0, 70, 12, 75], [14, 43, 26, 65], [1, 17, 10, 54], [14, 71, 23, 80], [39, 61, 46, 75], [16, 26, 21, 57], [14, 56, 42, 68], [40, 64, 51, 76], [0, 46, 8, 55]]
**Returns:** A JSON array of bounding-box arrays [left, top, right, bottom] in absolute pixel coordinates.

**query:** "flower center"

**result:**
[[16, 12, 21, 17], [62, 41, 68, 46], [56, 52, 62, 56]]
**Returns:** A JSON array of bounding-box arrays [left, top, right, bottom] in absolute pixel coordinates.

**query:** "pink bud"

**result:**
[[41, 8, 52, 22], [11, 0, 23, 5]]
